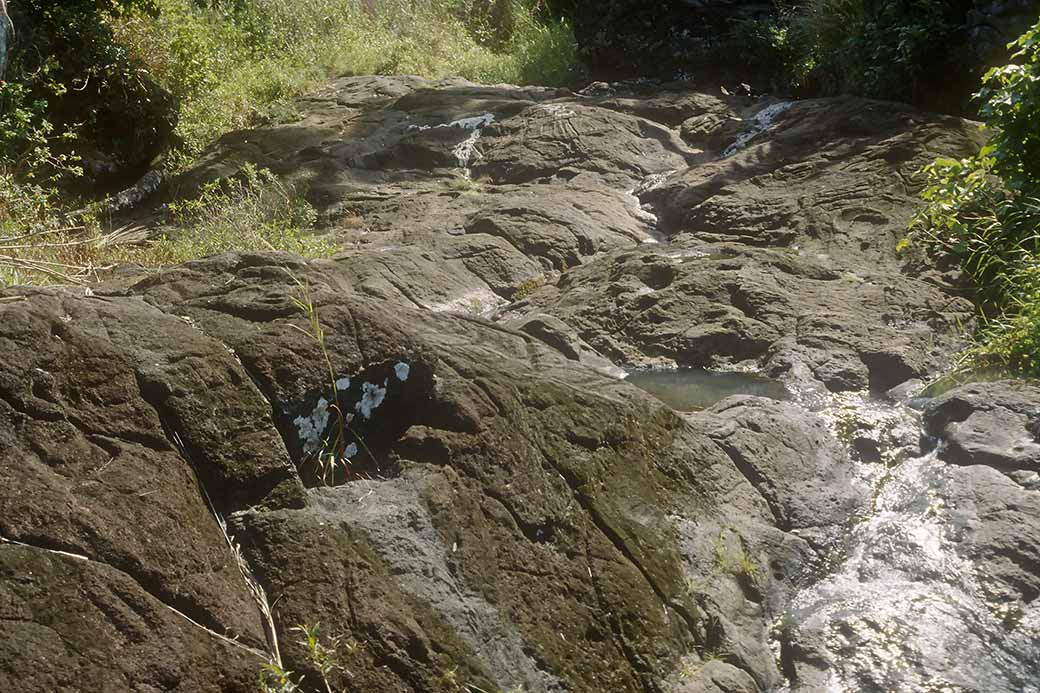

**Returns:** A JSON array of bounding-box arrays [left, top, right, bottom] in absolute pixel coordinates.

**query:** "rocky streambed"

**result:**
[[1, 76, 1038, 692]]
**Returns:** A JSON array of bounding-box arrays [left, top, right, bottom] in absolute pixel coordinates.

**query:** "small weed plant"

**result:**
[[153, 164, 334, 263], [259, 623, 349, 693], [287, 273, 376, 485], [712, 528, 758, 578]]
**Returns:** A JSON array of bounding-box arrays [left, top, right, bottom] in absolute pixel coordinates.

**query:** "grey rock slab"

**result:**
[[924, 380, 1040, 473]]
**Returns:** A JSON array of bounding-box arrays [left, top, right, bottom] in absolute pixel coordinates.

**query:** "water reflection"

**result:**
[[626, 368, 789, 411]]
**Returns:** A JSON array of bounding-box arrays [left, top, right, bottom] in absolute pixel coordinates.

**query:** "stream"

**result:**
[[628, 372, 1040, 692]]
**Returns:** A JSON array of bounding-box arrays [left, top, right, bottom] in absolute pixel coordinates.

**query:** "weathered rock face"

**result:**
[[924, 380, 1040, 480], [4, 75, 1039, 692], [178, 76, 982, 395], [1, 253, 848, 692]]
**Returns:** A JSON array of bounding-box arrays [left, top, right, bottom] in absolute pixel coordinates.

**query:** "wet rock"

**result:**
[[693, 396, 869, 544], [507, 312, 626, 377], [473, 102, 692, 186], [923, 380, 1040, 474], [8, 75, 1033, 692], [517, 97, 981, 391], [164, 78, 982, 393], [946, 463, 1040, 606]]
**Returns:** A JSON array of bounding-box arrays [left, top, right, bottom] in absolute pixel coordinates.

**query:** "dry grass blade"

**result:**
[[0, 225, 85, 243]]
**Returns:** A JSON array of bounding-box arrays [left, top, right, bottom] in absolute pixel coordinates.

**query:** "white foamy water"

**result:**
[[723, 102, 793, 157], [778, 443, 1040, 692]]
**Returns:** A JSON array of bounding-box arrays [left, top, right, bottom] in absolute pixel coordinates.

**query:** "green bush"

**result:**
[[728, 0, 968, 103], [795, 0, 958, 98], [4, 0, 174, 183], [911, 19, 1040, 377], [1, 0, 582, 287], [111, 0, 583, 159], [730, 15, 809, 91]]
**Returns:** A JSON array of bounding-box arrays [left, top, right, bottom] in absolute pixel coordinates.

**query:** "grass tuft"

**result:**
[[1, 163, 334, 287]]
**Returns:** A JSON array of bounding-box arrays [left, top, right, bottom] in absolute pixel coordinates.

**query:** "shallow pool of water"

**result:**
[[626, 368, 789, 411]]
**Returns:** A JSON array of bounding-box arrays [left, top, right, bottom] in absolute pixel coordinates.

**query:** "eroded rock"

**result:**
[[924, 380, 1040, 475]]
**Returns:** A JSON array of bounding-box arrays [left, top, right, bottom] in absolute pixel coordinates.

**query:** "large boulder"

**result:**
[[923, 380, 1040, 477], [1, 252, 867, 691], [171, 76, 984, 394]]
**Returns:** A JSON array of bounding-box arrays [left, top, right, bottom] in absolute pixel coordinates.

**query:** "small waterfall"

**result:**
[[723, 102, 792, 158], [407, 112, 495, 175]]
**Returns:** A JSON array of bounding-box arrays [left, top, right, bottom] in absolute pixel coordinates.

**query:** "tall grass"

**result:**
[[111, 0, 583, 159], [0, 164, 334, 286], [0, 0, 582, 288]]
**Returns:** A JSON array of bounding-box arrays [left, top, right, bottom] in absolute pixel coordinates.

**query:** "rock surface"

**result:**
[[3, 75, 1039, 692], [924, 380, 1040, 475], [179, 76, 982, 394], [1, 253, 813, 692]]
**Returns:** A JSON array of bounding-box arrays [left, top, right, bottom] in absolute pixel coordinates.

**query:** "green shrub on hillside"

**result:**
[[731, 0, 967, 104], [793, 0, 957, 99], [912, 19, 1040, 376], [3, 0, 582, 176], [4, 0, 174, 183], [0, 0, 582, 287], [111, 0, 582, 160]]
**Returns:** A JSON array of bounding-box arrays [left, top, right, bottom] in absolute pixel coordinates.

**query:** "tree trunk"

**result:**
[[0, 0, 12, 81]]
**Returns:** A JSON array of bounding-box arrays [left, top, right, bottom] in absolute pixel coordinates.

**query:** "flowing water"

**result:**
[[778, 394, 1040, 693], [723, 101, 793, 157], [629, 368, 1040, 691]]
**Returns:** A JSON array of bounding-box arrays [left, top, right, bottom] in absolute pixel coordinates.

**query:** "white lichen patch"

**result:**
[[344, 442, 359, 459], [294, 397, 331, 454], [394, 362, 411, 382], [355, 381, 387, 420], [335, 376, 351, 392]]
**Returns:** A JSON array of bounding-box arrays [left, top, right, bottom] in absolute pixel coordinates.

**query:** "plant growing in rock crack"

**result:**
[[713, 528, 758, 579], [684, 576, 708, 596], [296, 623, 350, 692], [286, 271, 375, 485], [678, 646, 731, 680], [448, 175, 487, 196], [258, 622, 350, 693], [513, 274, 546, 300]]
